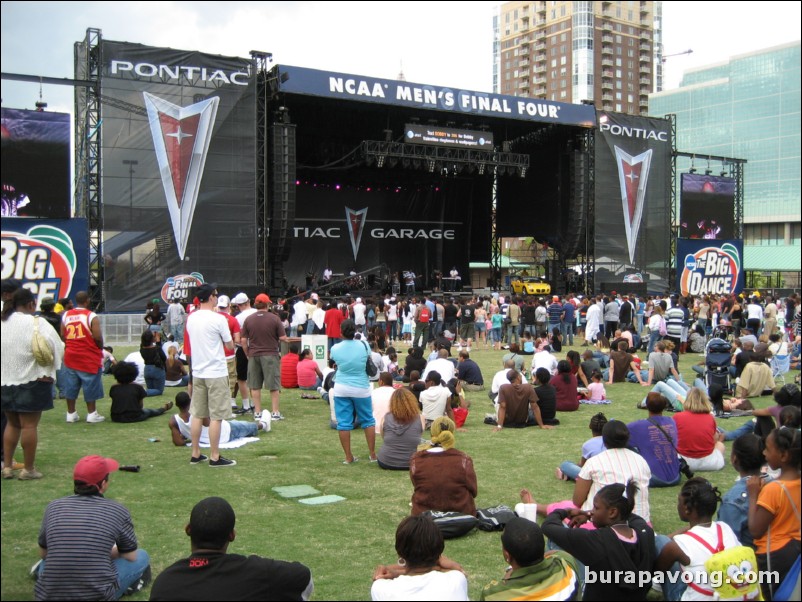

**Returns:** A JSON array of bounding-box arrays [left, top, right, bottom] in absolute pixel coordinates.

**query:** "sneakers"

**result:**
[[233, 406, 253, 415], [2, 467, 14, 480], [66, 412, 80, 423], [18, 469, 43, 480], [209, 456, 237, 467], [124, 566, 152, 595], [30, 559, 43, 581], [271, 412, 285, 421], [190, 454, 208, 465], [259, 417, 271, 432], [86, 412, 105, 423], [253, 411, 262, 421]]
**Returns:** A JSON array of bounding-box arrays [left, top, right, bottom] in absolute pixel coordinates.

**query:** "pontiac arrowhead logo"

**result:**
[[143, 92, 219, 260], [345, 207, 368, 261], [614, 146, 652, 264]]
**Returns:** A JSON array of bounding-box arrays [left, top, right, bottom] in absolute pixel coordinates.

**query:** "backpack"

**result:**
[[658, 315, 668, 336], [418, 306, 431, 323], [421, 510, 478, 539], [681, 523, 762, 600], [475, 505, 517, 531]]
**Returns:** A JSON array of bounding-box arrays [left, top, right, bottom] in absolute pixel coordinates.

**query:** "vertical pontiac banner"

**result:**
[[98, 41, 255, 311], [595, 112, 671, 291], [677, 239, 744, 297]]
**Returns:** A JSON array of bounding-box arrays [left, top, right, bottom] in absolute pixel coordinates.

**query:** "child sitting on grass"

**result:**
[[110, 361, 173, 423], [556, 412, 607, 481], [581, 371, 611, 405], [447, 378, 470, 430]]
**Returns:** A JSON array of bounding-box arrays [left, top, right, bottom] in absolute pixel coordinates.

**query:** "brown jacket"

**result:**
[[410, 448, 477, 516]]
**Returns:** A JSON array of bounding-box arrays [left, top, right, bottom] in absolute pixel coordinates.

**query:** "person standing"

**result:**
[[61, 291, 106, 423], [184, 284, 236, 467], [231, 293, 256, 415], [166, 298, 186, 344], [241, 294, 289, 422], [34, 455, 151, 600], [2, 288, 64, 480], [330, 319, 377, 464]]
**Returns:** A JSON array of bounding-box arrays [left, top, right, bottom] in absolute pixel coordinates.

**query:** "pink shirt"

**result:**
[[587, 382, 606, 401], [296, 358, 319, 388]]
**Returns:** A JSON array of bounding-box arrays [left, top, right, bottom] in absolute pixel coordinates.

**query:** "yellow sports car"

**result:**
[[510, 276, 551, 296]]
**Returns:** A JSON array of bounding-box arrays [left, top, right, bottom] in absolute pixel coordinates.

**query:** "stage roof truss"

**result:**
[[360, 140, 529, 176]]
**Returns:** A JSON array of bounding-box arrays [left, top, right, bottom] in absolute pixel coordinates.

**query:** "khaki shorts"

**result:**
[[227, 358, 237, 396], [190, 376, 231, 420], [247, 355, 281, 392]]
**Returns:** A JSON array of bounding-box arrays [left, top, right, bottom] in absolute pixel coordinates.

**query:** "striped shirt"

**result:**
[[36, 495, 138, 601], [577, 448, 652, 522], [480, 551, 580, 601]]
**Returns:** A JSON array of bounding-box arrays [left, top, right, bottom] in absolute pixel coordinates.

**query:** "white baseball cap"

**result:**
[[231, 292, 249, 305], [217, 294, 231, 308]]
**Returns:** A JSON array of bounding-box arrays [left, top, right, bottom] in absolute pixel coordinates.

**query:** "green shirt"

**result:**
[[480, 550, 581, 601]]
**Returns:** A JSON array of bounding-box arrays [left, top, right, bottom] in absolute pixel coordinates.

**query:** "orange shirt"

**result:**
[[754, 478, 801, 554]]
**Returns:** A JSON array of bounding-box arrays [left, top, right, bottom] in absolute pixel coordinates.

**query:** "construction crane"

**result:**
[[662, 49, 693, 63]]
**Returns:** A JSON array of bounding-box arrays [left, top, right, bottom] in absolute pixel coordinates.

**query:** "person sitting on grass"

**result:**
[[168, 392, 269, 448], [280, 342, 300, 389], [297, 348, 323, 396], [555, 412, 607, 481], [371, 515, 467, 601], [494, 370, 556, 431], [149, 497, 313, 601], [480, 517, 580, 601], [717, 433, 767, 549], [109, 362, 173, 423], [581, 371, 610, 405], [627, 393, 681, 488]]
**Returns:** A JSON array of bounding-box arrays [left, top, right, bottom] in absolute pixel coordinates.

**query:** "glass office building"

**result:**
[[650, 42, 800, 287]]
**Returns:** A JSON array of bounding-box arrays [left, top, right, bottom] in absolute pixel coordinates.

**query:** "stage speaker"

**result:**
[[269, 123, 297, 287], [562, 150, 588, 259]]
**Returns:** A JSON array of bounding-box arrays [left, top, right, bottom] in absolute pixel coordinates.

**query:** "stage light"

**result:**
[[720, 171, 728, 177], [335, 184, 341, 190], [520, 166, 527, 178], [478, 163, 486, 175], [427, 159, 436, 173], [377, 155, 386, 168], [689, 167, 697, 174], [704, 169, 712, 176]]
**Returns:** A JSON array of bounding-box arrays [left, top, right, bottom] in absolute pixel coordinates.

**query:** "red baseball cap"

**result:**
[[74, 455, 120, 486], [255, 293, 271, 304]]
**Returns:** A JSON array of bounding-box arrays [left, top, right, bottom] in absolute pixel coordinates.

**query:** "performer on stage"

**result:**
[[403, 270, 416, 295], [321, 267, 333, 286], [449, 267, 462, 292]]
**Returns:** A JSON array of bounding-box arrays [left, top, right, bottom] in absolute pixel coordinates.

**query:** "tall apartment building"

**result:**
[[493, 1, 662, 115]]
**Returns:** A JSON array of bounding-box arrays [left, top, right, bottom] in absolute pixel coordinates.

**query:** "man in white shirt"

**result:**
[[421, 349, 456, 383], [352, 297, 367, 332], [185, 283, 236, 467], [531, 348, 558, 378], [231, 293, 257, 415], [291, 297, 307, 337]]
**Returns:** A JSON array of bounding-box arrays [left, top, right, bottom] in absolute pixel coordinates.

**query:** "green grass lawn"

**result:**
[[1, 341, 775, 600]]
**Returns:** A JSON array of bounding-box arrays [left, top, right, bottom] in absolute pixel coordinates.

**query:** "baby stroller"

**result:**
[[705, 337, 733, 393], [710, 319, 733, 343]]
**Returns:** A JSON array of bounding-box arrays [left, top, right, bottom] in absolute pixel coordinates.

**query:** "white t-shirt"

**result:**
[[577, 448, 652, 522], [235, 307, 257, 329], [370, 570, 468, 601], [123, 352, 147, 386], [372, 386, 395, 431], [186, 309, 231, 379], [421, 358, 455, 383], [419, 385, 451, 421], [292, 300, 307, 326], [353, 302, 367, 325], [175, 413, 232, 445], [531, 350, 559, 376], [675, 522, 756, 601]]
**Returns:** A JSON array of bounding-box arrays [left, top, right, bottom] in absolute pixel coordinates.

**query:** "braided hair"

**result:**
[[679, 477, 722, 518], [589, 412, 608, 435]]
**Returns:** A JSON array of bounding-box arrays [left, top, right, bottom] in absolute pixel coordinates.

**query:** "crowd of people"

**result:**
[[2, 279, 800, 600]]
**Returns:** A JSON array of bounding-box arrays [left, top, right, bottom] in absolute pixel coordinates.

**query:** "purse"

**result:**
[[32, 316, 54, 367], [363, 341, 378, 377]]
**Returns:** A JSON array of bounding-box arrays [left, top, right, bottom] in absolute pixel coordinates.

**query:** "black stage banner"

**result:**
[[1, 108, 71, 219], [594, 112, 671, 292], [284, 177, 485, 292], [97, 41, 255, 311]]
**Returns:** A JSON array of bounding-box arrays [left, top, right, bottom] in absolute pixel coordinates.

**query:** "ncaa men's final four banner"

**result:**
[[96, 40, 256, 312], [677, 239, 744, 298], [595, 112, 671, 290]]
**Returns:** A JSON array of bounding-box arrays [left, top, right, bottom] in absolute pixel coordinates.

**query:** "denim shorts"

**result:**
[[61, 367, 104, 403], [228, 420, 258, 439], [1, 380, 55, 413]]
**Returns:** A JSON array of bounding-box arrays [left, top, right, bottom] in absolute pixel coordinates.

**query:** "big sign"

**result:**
[[677, 239, 744, 297]]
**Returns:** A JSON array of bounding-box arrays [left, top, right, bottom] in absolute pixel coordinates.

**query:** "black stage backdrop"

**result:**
[[98, 41, 255, 311], [595, 112, 671, 291], [285, 172, 490, 290]]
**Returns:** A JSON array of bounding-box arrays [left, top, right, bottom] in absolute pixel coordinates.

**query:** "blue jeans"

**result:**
[[653, 535, 687, 600], [641, 381, 684, 411], [647, 331, 662, 354], [559, 460, 581, 480], [721, 419, 755, 441], [650, 473, 681, 487], [228, 420, 258, 439], [506, 324, 520, 346], [560, 322, 574, 346], [39, 549, 151, 600], [144, 365, 166, 397]]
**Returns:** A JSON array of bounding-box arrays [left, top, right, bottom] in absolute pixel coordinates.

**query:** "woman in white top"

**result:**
[[371, 514, 467, 601], [656, 477, 760, 602], [1, 288, 64, 480]]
